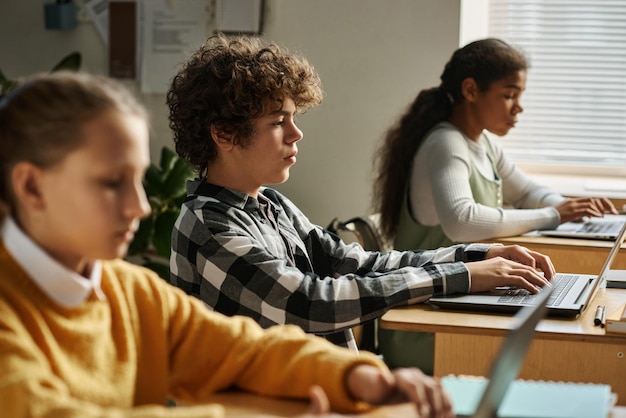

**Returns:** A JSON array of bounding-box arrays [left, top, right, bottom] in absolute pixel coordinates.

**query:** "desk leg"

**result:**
[[434, 333, 626, 406]]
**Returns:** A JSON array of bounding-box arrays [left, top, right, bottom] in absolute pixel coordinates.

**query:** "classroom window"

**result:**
[[461, 0, 626, 196]]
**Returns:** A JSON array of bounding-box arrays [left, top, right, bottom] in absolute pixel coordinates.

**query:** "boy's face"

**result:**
[[232, 97, 303, 195], [30, 111, 151, 273]]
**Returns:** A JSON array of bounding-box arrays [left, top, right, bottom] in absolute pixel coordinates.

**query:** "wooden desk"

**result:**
[[486, 233, 626, 274], [204, 391, 415, 417], [380, 287, 626, 406], [203, 391, 626, 417]]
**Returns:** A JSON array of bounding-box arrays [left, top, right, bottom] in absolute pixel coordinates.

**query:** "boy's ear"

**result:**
[[461, 77, 480, 102], [11, 162, 46, 212], [210, 124, 235, 151]]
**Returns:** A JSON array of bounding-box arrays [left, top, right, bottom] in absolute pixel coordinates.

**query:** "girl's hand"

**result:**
[[554, 197, 618, 223], [345, 365, 454, 418], [297, 386, 357, 417]]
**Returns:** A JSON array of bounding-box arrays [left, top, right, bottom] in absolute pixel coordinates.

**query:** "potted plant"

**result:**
[[127, 146, 194, 280], [0, 51, 82, 95]]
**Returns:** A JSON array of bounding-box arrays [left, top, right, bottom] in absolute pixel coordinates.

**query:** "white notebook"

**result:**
[[437, 286, 614, 418], [442, 375, 612, 418]]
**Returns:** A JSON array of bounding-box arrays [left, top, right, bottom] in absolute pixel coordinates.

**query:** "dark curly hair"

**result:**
[[167, 34, 323, 175], [373, 38, 528, 242]]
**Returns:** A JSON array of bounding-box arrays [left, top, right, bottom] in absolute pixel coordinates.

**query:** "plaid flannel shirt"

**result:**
[[170, 180, 492, 348]]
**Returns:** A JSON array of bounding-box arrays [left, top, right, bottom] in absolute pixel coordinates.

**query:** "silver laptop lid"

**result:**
[[538, 218, 625, 240], [596, 219, 626, 282], [471, 285, 554, 418]]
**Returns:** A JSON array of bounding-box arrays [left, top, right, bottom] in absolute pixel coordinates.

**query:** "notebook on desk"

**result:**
[[537, 217, 625, 240], [441, 285, 612, 418], [430, 219, 626, 317]]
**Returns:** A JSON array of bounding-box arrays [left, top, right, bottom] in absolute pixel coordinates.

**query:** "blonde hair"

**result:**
[[0, 71, 148, 221]]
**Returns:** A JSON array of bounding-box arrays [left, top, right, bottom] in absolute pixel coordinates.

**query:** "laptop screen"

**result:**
[[442, 286, 553, 417]]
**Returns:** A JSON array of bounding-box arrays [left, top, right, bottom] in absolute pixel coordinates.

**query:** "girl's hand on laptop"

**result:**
[[554, 197, 618, 223]]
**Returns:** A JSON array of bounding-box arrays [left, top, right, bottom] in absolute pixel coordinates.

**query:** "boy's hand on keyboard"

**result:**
[[485, 244, 555, 279], [466, 245, 555, 294], [466, 256, 551, 294]]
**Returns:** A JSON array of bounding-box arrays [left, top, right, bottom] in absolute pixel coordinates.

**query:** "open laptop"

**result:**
[[537, 217, 625, 240], [441, 286, 553, 417], [442, 285, 611, 418], [430, 219, 626, 317]]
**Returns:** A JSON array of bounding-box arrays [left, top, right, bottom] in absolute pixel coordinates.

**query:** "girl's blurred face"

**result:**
[[33, 111, 151, 273], [475, 70, 526, 137]]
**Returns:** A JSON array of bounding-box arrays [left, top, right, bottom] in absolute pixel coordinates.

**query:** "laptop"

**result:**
[[442, 284, 611, 418], [441, 285, 553, 418], [537, 217, 625, 240], [430, 219, 626, 317]]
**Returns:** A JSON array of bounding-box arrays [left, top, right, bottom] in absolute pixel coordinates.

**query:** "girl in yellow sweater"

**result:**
[[0, 72, 453, 418]]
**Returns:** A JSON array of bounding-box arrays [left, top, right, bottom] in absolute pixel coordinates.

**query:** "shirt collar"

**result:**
[[1, 216, 105, 308], [187, 178, 268, 212]]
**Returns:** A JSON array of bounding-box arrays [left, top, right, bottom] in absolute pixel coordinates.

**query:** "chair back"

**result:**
[[326, 213, 390, 353], [327, 214, 390, 252]]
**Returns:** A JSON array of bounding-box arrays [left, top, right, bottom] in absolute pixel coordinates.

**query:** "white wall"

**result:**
[[0, 0, 461, 226]]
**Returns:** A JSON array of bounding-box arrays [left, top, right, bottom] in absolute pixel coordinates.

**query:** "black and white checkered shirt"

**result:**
[[170, 180, 492, 349]]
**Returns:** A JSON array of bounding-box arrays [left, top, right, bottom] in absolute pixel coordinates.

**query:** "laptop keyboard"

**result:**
[[577, 220, 624, 235], [496, 274, 577, 306]]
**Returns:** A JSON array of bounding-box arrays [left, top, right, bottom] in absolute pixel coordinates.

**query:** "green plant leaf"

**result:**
[[143, 163, 164, 198], [0, 68, 9, 86], [160, 146, 178, 172], [173, 194, 188, 209], [0, 51, 81, 96], [162, 158, 194, 201], [127, 214, 154, 256], [0, 68, 17, 94], [128, 146, 191, 270], [152, 209, 179, 259], [51, 51, 82, 72]]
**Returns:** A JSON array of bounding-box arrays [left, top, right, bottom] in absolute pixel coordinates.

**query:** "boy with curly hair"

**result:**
[[167, 34, 554, 356]]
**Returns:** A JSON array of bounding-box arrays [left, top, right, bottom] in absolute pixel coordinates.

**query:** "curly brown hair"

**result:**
[[167, 34, 323, 175], [373, 38, 528, 242]]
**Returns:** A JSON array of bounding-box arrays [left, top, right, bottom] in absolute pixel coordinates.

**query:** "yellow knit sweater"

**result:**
[[0, 242, 386, 417]]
